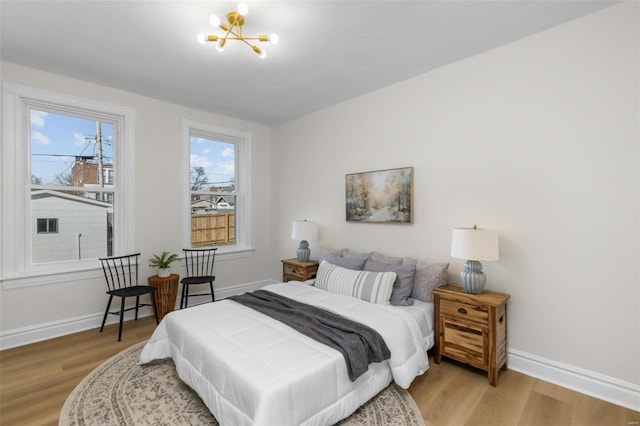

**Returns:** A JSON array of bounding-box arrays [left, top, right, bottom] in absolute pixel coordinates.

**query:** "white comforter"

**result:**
[[139, 282, 429, 426]]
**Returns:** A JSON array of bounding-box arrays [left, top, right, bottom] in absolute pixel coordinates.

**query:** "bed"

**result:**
[[140, 256, 443, 426]]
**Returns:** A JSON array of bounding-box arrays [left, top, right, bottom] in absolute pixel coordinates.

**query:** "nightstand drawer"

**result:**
[[441, 299, 488, 324], [283, 263, 305, 280], [441, 318, 487, 365]]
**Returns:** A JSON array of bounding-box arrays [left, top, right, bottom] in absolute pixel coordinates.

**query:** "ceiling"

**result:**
[[0, 1, 616, 126]]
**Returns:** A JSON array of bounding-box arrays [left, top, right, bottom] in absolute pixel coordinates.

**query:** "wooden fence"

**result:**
[[191, 213, 235, 246]]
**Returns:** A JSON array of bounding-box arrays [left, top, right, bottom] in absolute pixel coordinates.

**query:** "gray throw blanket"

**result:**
[[228, 290, 391, 381]]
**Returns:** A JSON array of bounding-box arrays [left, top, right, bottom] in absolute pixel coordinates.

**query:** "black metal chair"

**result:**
[[99, 253, 159, 341], [180, 248, 217, 309]]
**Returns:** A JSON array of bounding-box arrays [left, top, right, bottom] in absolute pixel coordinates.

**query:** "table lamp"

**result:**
[[450, 225, 499, 294], [291, 220, 318, 262]]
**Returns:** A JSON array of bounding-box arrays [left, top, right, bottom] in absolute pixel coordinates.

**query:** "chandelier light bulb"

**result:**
[[197, 33, 206, 44], [253, 45, 266, 58], [216, 39, 226, 52], [209, 14, 221, 27], [237, 2, 248, 16], [269, 33, 279, 45]]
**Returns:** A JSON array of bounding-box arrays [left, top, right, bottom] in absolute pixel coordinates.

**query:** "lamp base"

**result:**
[[461, 260, 486, 294], [297, 240, 310, 262]]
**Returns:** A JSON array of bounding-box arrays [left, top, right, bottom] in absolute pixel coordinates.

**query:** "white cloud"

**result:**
[[31, 131, 50, 145], [73, 132, 88, 147], [221, 147, 234, 158], [190, 154, 211, 168], [213, 161, 234, 176], [203, 148, 211, 154], [30, 111, 48, 128]]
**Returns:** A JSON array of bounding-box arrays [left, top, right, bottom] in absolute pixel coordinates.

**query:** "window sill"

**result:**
[[2, 247, 256, 290], [2, 265, 104, 290], [213, 246, 255, 261]]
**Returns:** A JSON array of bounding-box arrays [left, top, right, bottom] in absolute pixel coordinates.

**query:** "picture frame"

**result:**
[[345, 166, 413, 223]]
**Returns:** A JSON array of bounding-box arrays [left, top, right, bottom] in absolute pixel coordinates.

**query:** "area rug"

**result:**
[[60, 341, 424, 426]]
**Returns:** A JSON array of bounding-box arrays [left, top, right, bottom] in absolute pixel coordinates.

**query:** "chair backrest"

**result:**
[[183, 248, 217, 278], [99, 253, 140, 292]]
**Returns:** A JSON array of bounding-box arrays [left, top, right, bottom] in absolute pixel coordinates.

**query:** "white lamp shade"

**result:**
[[451, 227, 499, 261], [291, 220, 318, 241]]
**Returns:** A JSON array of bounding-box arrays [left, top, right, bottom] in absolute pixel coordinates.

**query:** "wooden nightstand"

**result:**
[[281, 258, 319, 282], [433, 284, 510, 386]]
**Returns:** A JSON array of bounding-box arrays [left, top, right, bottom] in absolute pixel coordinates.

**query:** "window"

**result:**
[[30, 110, 115, 262], [1, 83, 135, 288], [36, 218, 58, 234], [97, 167, 114, 184], [182, 120, 252, 258]]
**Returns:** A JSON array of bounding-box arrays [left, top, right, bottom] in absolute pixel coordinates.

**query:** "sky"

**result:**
[[30, 108, 235, 188], [189, 136, 235, 189], [30, 109, 113, 185]]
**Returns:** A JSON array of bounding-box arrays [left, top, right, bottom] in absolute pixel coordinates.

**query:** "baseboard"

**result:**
[[508, 348, 640, 411], [0, 279, 276, 350]]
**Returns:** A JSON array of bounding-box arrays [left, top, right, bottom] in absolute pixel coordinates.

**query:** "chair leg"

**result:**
[[135, 295, 140, 320], [210, 281, 215, 303], [100, 295, 113, 332], [180, 284, 185, 309], [184, 284, 189, 309], [151, 290, 160, 325], [118, 297, 125, 342]]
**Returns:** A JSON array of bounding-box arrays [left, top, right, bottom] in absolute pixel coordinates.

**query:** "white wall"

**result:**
[[0, 62, 273, 331], [31, 195, 109, 262], [271, 3, 639, 386]]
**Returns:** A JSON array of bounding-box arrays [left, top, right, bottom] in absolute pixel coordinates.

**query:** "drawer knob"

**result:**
[[457, 308, 467, 314], [499, 315, 504, 323]]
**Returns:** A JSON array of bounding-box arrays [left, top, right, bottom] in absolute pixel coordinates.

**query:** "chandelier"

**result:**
[[197, 2, 278, 59]]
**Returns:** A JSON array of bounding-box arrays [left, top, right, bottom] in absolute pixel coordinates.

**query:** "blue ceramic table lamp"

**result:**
[[450, 225, 499, 294], [291, 220, 318, 262]]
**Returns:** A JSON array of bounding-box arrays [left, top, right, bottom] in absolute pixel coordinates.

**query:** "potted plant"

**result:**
[[149, 251, 180, 278]]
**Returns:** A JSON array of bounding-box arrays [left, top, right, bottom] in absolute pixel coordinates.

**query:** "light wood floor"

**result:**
[[1, 317, 638, 425]]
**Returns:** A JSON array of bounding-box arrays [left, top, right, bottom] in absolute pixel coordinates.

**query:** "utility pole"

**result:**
[[96, 121, 104, 201]]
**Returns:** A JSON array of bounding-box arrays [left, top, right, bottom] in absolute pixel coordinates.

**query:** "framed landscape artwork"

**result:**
[[345, 167, 413, 224]]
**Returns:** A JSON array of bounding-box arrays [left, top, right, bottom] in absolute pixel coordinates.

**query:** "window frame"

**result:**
[[181, 119, 253, 260], [1, 82, 136, 289]]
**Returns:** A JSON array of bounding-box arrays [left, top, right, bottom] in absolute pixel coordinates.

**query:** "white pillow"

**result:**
[[315, 260, 396, 304]]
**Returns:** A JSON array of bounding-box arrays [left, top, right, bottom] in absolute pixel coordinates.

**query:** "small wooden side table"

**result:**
[[281, 258, 319, 282], [148, 274, 179, 320], [433, 284, 510, 386]]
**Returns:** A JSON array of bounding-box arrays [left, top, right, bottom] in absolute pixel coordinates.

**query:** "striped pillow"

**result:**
[[315, 260, 396, 304]]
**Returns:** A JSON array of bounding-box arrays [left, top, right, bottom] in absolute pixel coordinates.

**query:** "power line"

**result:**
[[31, 153, 88, 157]]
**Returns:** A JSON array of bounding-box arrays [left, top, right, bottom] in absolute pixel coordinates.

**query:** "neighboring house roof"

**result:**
[[31, 189, 113, 209], [190, 196, 234, 208], [190, 199, 213, 208]]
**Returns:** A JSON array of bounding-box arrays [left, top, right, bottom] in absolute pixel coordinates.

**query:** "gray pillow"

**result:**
[[401, 256, 418, 268], [370, 251, 418, 268], [411, 261, 449, 302], [342, 249, 371, 263], [364, 259, 416, 306], [323, 253, 367, 270], [370, 251, 404, 266], [318, 248, 345, 260]]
